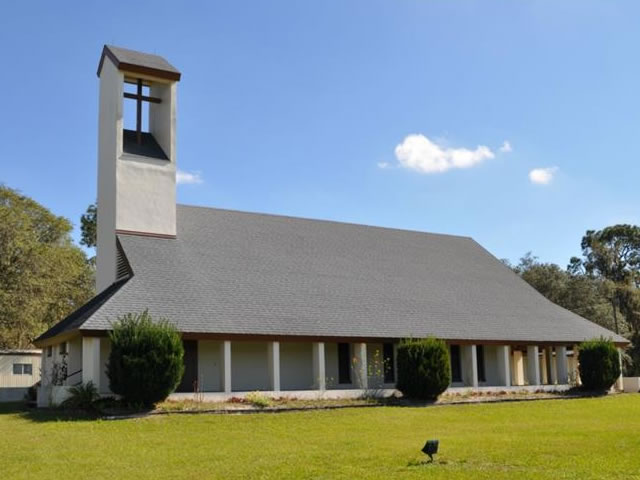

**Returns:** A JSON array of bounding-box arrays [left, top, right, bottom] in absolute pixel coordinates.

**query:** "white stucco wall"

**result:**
[[280, 342, 313, 391], [198, 340, 222, 392], [96, 58, 123, 293], [149, 82, 177, 163], [116, 71, 176, 237], [115, 154, 176, 236], [231, 342, 269, 391]]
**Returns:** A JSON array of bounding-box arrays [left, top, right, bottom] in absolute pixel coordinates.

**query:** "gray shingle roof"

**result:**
[[63, 204, 626, 345]]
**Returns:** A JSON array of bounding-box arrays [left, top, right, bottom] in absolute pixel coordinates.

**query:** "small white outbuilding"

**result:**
[[0, 350, 41, 402]]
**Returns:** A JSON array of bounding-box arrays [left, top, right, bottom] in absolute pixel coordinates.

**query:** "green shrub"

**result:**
[[107, 310, 184, 407], [578, 338, 621, 391], [245, 391, 272, 408], [396, 338, 451, 400], [62, 381, 100, 410]]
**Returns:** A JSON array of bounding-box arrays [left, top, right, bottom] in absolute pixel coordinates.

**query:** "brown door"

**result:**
[[177, 340, 198, 392]]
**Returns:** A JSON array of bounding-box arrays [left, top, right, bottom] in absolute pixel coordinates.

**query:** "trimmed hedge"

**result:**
[[578, 338, 621, 391], [107, 310, 184, 407], [396, 338, 451, 400]]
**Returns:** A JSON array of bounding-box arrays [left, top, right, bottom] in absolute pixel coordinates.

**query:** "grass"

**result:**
[[1, 394, 640, 479]]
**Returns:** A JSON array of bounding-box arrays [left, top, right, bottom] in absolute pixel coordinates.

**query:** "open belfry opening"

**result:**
[[122, 77, 167, 158]]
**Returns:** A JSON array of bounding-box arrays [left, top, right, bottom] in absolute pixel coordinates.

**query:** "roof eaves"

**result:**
[[33, 276, 131, 346]]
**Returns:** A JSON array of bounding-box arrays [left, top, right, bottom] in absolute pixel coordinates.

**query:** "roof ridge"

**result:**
[[176, 203, 474, 241]]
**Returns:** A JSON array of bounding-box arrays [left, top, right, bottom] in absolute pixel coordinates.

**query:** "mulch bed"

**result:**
[[99, 389, 615, 420]]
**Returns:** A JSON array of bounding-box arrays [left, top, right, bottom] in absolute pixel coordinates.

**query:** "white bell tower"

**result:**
[[95, 45, 181, 293]]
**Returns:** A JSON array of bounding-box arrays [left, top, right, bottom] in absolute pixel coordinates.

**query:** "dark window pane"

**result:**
[[476, 345, 486, 382], [450, 345, 462, 383], [59, 342, 67, 355], [13, 364, 22, 375], [23, 364, 32, 375], [47, 346, 52, 357], [383, 343, 395, 383], [338, 343, 351, 384]]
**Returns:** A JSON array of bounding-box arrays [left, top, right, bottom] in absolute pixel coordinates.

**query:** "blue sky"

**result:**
[[1, 1, 639, 266]]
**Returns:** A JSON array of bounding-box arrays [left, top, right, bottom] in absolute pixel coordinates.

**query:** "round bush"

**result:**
[[107, 310, 184, 407], [396, 338, 451, 400], [578, 338, 621, 391]]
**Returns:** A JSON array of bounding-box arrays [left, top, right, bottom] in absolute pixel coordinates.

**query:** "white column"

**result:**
[[496, 345, 511, 387], [312, 342, 326, 390], [526, 346, 540, 386], [221, 340, 231, 393], [267, 341, 280, 392], [545, 347, 557, 384], [556, 346, 569, 384], [82, 337, 101, 390], [39, 350, 48, 386], [617, 347, 624, 391], [569, 346, 581, 386], [512, 350, 525, 386], [462, 345, 478, 388], [352, 342, 368, 389]]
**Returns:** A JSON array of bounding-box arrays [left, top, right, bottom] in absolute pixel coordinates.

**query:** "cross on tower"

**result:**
[[124, 78, 161, 145]]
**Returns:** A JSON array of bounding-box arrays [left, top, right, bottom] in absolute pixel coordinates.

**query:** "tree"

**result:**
[[107, 311, 184, 407], [0, 186, 94, 348], [80, 202, 97, 248], [579, 225, 640, 334], [510, 253, 618, 333]]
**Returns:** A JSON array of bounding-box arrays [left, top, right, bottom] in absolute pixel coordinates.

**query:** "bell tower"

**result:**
[[96, 45, 181, 293]]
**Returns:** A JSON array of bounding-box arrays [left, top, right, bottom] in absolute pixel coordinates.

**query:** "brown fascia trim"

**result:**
[[116, 229, 176, 239], [97, 46, 181, 82], [33, 329, 81, 348], [79, 329, 629, 347]]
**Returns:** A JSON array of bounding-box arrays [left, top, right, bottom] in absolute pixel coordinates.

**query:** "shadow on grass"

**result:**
[[406, 458, 450, 467], [0, 401, 153, 423], [0, 402, 99, 423]]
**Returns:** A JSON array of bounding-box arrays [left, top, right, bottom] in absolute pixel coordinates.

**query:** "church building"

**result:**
[[34, 46, 626, 404]]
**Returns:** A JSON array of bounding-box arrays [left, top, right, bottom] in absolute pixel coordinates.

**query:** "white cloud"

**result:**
[[176, 169, 203, 185], [377, 162, 391, 169], [394, 134, 495, 174], [499, 140, 512, 153], [528, 167, 558, 185]]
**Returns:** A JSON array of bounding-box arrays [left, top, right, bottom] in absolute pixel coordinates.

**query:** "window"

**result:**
[[47, 346, 52, 357], [383, 343, 395, 383], [450, 345, 462, 383], [476, 345, 486, 382], [338, 343, 351, 384], [59, 342, 67, 355], [12, 363, 33, 375]]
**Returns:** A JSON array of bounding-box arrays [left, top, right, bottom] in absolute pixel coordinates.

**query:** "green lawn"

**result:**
[[1, 395, 640, 479]]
